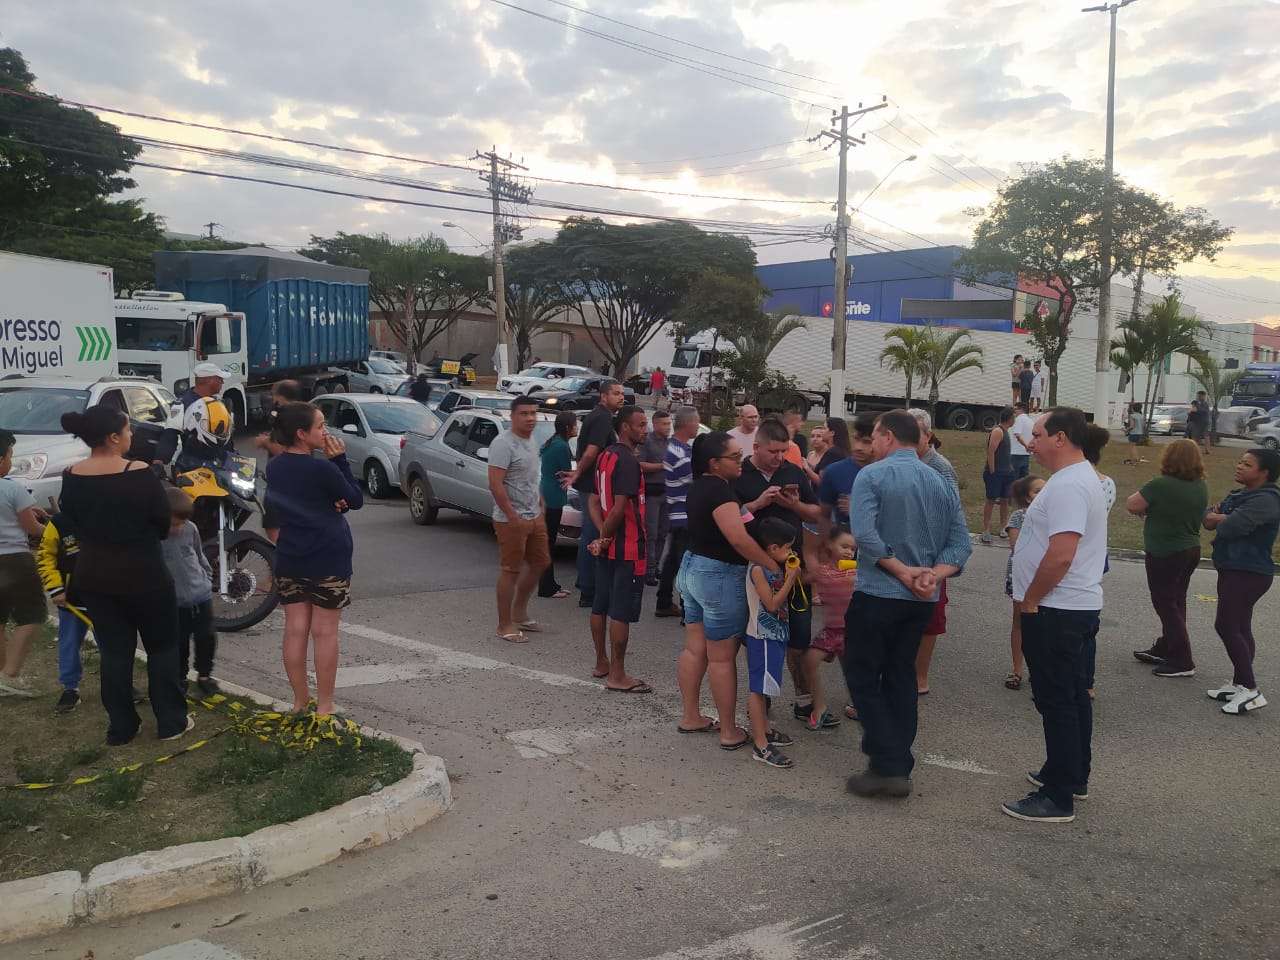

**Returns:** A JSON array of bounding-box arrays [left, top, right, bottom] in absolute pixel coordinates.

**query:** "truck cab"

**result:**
[[114, 291, 249, 423], [1231, 364, 1280, 411]]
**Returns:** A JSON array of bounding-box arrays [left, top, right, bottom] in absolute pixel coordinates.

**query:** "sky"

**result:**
[[3, 0, 1279, 327]]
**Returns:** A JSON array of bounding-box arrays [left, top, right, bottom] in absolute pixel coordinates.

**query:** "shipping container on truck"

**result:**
[[119, 248, 371, 424], [1, 251, 117, 380]]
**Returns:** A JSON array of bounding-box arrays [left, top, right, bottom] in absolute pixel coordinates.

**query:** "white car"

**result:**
[[0, 376, 183, 509], [334, 357, 411, 394], [499, 362, 594, 395], [315, 393, 441, 498]]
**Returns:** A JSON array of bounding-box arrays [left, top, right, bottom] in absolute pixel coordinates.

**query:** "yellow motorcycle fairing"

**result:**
[[175, 467, 228, 499]]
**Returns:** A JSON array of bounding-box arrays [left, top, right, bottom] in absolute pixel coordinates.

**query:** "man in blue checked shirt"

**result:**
[[844, 409, 972, 799]]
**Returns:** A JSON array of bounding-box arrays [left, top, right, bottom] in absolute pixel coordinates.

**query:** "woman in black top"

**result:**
[[59, 405, 190, 745], [675, 431, 777, 748]]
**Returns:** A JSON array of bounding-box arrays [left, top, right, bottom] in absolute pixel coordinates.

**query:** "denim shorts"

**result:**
[[676, 552, 748, 641]]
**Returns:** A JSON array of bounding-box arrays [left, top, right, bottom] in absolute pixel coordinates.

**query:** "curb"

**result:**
[[0, 678, 451, 944]]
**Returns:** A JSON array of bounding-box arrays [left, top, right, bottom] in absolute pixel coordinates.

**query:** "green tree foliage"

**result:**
[[923, 327, 985, 420], [1119, 193, 1232, 325], [0, 48, 172, 289], [1111, 293, 1207, 433], [303, 232, 490, 364], [879, 326, 939, 408], [1189, 355, 1245, 446], [503, 248, 576, 371], [516, 218, 756, 375]]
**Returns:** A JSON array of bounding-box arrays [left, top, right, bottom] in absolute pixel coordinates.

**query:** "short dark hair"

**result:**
[[756, 418, 789, 445], [1042, 406, 1090, 450], [600, 378, 622, 395], [614, 404, 644, 432], [998, 406, 1015, 424], [274, 379, 301, 402], [166, 485, 194, 519], [753, 516, 795, 550], [1014, 401, 1028, 412], [851, 411, 877, 439], [651, 409, 671, 422], [0, 428, 14, 456], [510, 395, 540, 412], [875, 409, 920, 446], [1246, 447, 1280, 483]]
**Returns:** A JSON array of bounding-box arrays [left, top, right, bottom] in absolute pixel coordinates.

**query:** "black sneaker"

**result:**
[[54, 689, 80, 714], [1001, 791, 1074, 823], [845, 769, 911, 798], [792, 701, 813, 721], [765, 728, 793, 746], [654, 605, 683, 618], [752, 744, 794, 768], [1026, 771, 1088, 800], [1132, 647, 1165, 665], [578, 595, 593, 608], [195, 677, 223, 696], [1152, 665, 1195, 678]]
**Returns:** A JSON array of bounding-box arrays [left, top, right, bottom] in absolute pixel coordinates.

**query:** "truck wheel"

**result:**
[[408, 476, 438, 525], [312, 382, 328, 397], [944, 407, 976, 431], [225, 392, 245, 431], [365, 460, 391, 498], [329, 381, 347, 393], [978, 410, 1001, 432]]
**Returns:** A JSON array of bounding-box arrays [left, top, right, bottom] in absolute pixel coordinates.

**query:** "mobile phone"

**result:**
[[782, 483, 799, 494]]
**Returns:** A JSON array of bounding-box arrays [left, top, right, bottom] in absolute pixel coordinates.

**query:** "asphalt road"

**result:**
[[10, 486, 1279, 960]]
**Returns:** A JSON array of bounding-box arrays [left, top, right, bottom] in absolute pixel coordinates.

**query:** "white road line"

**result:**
[[920, 754, 1003, 776], [339, 622, 599, 689], [579, 815, 739, 869], [334, 661, 440, 688], [506, 720, 655, 758], [136, 941, 252, 960], [636, 914, 882, 959]]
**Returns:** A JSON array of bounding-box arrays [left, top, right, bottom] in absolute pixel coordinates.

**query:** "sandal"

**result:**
[[752, 744, 794, 768], [551, 589, 570, 599], [497, 632, 530, 643], [517, 620, 544, 632], [1004, 673, 1023, 690], [843, 704, 860, 721], [719, 732, 751, 751]]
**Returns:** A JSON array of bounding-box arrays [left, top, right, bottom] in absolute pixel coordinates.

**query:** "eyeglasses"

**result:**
[[714, 451, 744, 462]]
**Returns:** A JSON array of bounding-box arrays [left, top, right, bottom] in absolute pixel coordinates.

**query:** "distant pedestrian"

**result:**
[[727, 404, 760, 453], [638, 410, 672, 586], [1010, 401, 1034, 479], [803, 418, 846, 484], [265, 402, 364, 717], [564, 380, 626, 608], [1004, 407, 1107, 824], [1010, 355, 1025, 406], [488, 396, 550, 643], [1018, 360, 1035, 406], [1123, 403, 1146, 464], [587, 406, 651, 693], [1187, 390, 1212, 455], [1202, 447, 1280, 715], [651, 367, 667, 403], [0, 428, 49, 699], [980, 407, 1017, 544], [408, 373, 434, 403], [655, 407, 700, 618], [1003, 474, 1045, 691], [817, 412, 877, 533], [844, 411, 970, 799], [538, 411, 577, 600], [1031, 361, 1048, 413], [743, 517, 801, 768], [1126, 439, 1209, 678]]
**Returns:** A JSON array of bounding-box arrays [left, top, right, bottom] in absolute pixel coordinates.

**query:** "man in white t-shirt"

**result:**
[[727, 404, 760, 453], [1030, 361, 1048, 412], [1003, 406, 1107, 824], [1009, 402, 1034, 479]]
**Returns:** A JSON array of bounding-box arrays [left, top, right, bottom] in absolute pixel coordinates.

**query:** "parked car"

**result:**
[[1253, 421, 1280, 450], [369, 349, 409, 366], [1214, 405, 1269, 438], [435, 389, 514, 416], [393, 377, 452, 410], [0, 375, 182, 508], [535, 376, 637, 411], [333, 357, 411, 394], [422, 352, 478, 387], [1149, 404, 1189, 435], [398, 409, 581, 544], [314, 393, 441, 498], [499, 362, 594, 395], [623, 373, 652, 395]]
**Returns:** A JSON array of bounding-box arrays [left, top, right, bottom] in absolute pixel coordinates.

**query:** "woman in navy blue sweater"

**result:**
[[264, 402, 363, 715]]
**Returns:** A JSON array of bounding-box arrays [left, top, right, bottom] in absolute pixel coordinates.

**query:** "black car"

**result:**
[[536, 376, 636, 411], [623, 373, 651, 395]]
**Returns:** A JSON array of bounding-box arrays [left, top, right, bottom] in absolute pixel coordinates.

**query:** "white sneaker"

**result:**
[[1207, 682, 1245, 701], [1222, 689, 1266, 715], [0, 674, 37, 698]]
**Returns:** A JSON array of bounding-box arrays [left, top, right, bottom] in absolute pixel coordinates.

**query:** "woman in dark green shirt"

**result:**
[[538, 411, 577, 598], [1125, 439, 1209, 676]]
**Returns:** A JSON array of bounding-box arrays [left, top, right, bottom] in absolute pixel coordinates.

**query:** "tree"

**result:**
[[1189, 355, 1245, 446], [504, 247, 576, 371], [957, 155, 1194, 407], [1111, 293, 1207, 434], [1109, 326, 1149, 405], [1120, 193, 1232, 325], [923, 327, 985, 421], [303, 232, 491, 365], [516, 218, 757, 375], [879, 326, 939, 408]]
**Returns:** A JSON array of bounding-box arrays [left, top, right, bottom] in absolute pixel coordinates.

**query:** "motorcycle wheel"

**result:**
[[206, 531, 279, 631]]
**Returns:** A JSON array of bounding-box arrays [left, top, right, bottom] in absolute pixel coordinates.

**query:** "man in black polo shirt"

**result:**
[[732, 417, 824, 721], [564, 380, 627, 607]]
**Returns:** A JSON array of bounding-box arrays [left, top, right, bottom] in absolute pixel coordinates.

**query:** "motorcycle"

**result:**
[[422, 351, 477, 387], [174, 451, 278, 632]]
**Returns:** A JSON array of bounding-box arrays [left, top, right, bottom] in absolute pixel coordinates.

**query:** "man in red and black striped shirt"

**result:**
[[587, 406, 651, 693]]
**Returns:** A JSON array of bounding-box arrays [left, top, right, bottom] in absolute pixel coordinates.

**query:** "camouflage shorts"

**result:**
[[276, 575, 352, 610]]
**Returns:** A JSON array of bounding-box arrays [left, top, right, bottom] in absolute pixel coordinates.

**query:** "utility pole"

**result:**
[[1084, 0, 1137, 427], [202, 222, 221, 241], [818, 99, 887, 416], [474, 149, 530, 380]]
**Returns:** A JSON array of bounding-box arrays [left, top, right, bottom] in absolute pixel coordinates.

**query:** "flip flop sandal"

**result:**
[[497, 632, 530, 643], [517, 620, 544, 632], [606, 680, 652, 693], [719, 733, 751, 751], [677, 719, 721, 734], [1004, 673, 1023, 690], [843, 704, 860, 721], [551, 589, 571, 599]]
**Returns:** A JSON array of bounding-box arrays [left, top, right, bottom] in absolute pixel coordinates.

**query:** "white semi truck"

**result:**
[[668, 313, 1103, 430]]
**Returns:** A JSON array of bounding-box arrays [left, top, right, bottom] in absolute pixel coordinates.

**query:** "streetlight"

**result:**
[[854, 154, 917, 214], [1083, 0, 1137, 427], [441, 221, 487, 249]]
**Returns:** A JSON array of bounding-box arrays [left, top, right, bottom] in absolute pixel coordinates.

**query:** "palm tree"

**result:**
[[923, 327, 985, 420], [879, 326, 939, 408], [1143, 294, 1209, 420], [1110, 327, 1149, 405], [1190, 354, 1246, 446], [723, 308, 807, 405]]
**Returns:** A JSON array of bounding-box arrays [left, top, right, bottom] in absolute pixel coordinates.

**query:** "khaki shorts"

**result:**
[[493, 517, 550, 574]]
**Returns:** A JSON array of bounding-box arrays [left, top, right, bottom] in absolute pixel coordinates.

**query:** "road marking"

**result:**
[[506, 720, 655, 758], [637, 914, 881, 959], [334, 661, 439, 688], [920, 754, 1002, 776], [580, 815, 738, 869], [339, 622, 598, 689], [136, 941, 252, 960]]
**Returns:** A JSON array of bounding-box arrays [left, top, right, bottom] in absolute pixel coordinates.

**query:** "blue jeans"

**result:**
[[575, 511, 598, 599], [56, 606, 89, 690], [1022, 606, 1100, 810], [843, 592, 936, 777], [1011, 454, 1030, 479]]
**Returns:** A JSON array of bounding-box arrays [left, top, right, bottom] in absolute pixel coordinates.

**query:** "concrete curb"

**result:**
[[0, 678, 451, 944]]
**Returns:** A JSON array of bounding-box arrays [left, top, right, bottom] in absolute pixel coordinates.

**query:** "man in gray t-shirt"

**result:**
[[487, 398, 551, 643]]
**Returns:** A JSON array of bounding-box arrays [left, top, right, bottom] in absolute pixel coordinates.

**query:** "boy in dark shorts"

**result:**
[[587, 406, 651, 693], [745, 518, 802, 768]]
